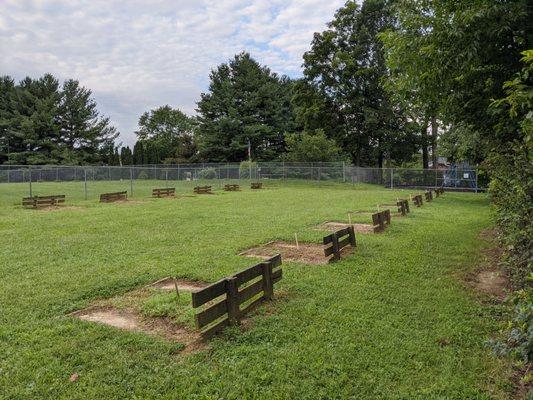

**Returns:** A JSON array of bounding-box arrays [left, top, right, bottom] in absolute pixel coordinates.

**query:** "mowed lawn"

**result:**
[[0, 182, 512, 399]]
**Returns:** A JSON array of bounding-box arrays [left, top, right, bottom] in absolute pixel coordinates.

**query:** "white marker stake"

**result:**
[[348, 212, 352, 226], [174, 277, 180, 299], [294, 233, 300, 249], [377, 204, 380, 212]]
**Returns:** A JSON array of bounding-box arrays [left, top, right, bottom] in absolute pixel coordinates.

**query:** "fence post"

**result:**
[[475, 170, 478, 194], [28, 165, 32, 197], [390, 168, 393, 189], [262, 261, 274, 300], [226, 277, 239, 325], [130, 167, 134, 197], [84, 169, 88, 200], [342, 161, 346, 182]]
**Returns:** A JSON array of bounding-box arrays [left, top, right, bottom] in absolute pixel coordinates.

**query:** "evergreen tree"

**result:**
[[196, 52, 294, 162], [132, 141, 144, 165], [120, 146, 133, 165], [303, 0, 416, 167]]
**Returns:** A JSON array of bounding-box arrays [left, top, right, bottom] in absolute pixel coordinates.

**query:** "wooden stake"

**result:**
[[174, 277, 180, 299], [348, 212, 352, 226], [377, 204, 380, 212], [294, 233, 299, 249]]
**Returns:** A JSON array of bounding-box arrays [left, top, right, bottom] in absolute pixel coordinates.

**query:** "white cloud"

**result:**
[[0, 0, 344, 146]]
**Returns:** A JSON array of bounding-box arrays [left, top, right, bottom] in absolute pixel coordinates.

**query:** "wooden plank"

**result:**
[[233, 263, 263, 286], [323, 233, 335, 244], [200, 317, 229, 339], [267, 254, 282, 268], [195, 299, 228, 328], [272, 268, 282, 284], [238, 279, 263, 304], [324, 244, 336, 257], [338, 236, 351, 248], [191, 279, 227, 307]]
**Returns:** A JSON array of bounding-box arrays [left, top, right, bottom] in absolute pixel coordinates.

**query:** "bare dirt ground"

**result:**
[[315, 221, 375, 234], [239, 240, 354, 264], [147, 277, 209, 292]]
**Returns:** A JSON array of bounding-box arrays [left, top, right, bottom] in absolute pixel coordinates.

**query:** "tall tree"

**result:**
[[56, 79, 118, 164], [135, 105, 197, 163], [303, 0, 415, 167], [0, 73, 118, 165], [132, 141, 145, 165], [120, 146, 133, 165], [196, 52, 294, 162]]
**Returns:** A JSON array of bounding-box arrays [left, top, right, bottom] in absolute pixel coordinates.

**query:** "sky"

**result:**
[[0, 0, 346, 147]]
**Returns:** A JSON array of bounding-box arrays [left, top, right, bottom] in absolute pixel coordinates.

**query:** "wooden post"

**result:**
[[294, 233, 299, 249], [225, 277, 239, 325], [348, 226, 356, 247], [331, 233, 340, 261], [262, 262, 274, 300]]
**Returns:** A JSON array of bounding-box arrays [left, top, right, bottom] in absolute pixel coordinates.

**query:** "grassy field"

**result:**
[[0, 181, 512, 399]]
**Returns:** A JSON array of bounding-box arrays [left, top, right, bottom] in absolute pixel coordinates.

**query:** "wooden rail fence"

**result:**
[[397, 199, 410, 216], [194, 186, 213, 194], [251, 182, 263, 189], [372, 209, 391, 232], [425, 190, 433, 202], [191, 254, 282, 339], [152, 187, 175, 198], [323, 226, 356, 262], [22, 195, 65, 208], [100, 191, 127, 203], [224, 184, 240, 191], [434, 187, 444, 196], [412, 194, 423, 207]]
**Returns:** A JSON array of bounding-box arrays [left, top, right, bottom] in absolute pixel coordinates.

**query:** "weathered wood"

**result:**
[[22, 195, 66, 208], [251, 182, 263, 189], [413, 194, 423, 207], [191, 279, 227, 307], [262, 262, 274, 300], [323, 226, 356, 262], [233, 263, 263, 286], [152, 187, 175, 198], [192, 254, 282, 337], [238, 279, 264, 304], [224, 184, 240, 191], [193, 185, 212, 194], [195, 299, 228, 328], [99, 191, 127, 203], [225, 277, 239, 325], [425, 190, 433, 202]]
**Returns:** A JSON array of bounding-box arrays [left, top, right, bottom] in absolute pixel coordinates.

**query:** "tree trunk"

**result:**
[[421, 121, 429, 169], [431, 116, 438, 169]]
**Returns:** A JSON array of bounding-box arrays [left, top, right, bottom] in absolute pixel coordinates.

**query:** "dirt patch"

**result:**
[[315, 221, 375, 234], [239, 240, 353, 265], [147, 277, 209, 292], [472, 270, 508, 299], [71, 307, 203, 349]]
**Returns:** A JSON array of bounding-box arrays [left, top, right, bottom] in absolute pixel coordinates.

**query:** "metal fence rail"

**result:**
[[0, 163, 479, 204]]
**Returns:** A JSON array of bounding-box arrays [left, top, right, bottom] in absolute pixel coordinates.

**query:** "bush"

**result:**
[[137, 170, 149, 180], [197, 167, 217, 180]]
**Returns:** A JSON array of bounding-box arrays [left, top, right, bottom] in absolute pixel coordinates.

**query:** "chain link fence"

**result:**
[[0, 162, 480, 205]]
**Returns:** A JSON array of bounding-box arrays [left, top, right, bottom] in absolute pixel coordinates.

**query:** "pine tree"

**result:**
[[196, 52, 294, 162]]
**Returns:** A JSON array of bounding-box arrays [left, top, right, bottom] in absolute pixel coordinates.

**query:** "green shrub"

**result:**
[[198, 167, 218, 180]]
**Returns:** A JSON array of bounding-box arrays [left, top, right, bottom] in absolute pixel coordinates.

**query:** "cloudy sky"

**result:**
[[0, 0, 346, 146]]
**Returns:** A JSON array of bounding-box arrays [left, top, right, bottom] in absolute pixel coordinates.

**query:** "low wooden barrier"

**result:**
[[194, 186, 212, 194], [434, 187, 444, 196], [224, 184, 240, 191], [413, 194, 423, 207], [152, 187, 175, 198], [251, 182, 263, 189], [191, 254, 282, 339], [425, 190, 433, 202], [372, 209, 391, 232], [22, 195, 65, 208], [99, 191, 127, 203], [323, 226, 356, 262], [396, 199, 410, 216]]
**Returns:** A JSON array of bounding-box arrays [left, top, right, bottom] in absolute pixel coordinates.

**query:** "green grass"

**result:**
[[0, 182, 511, 399]]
